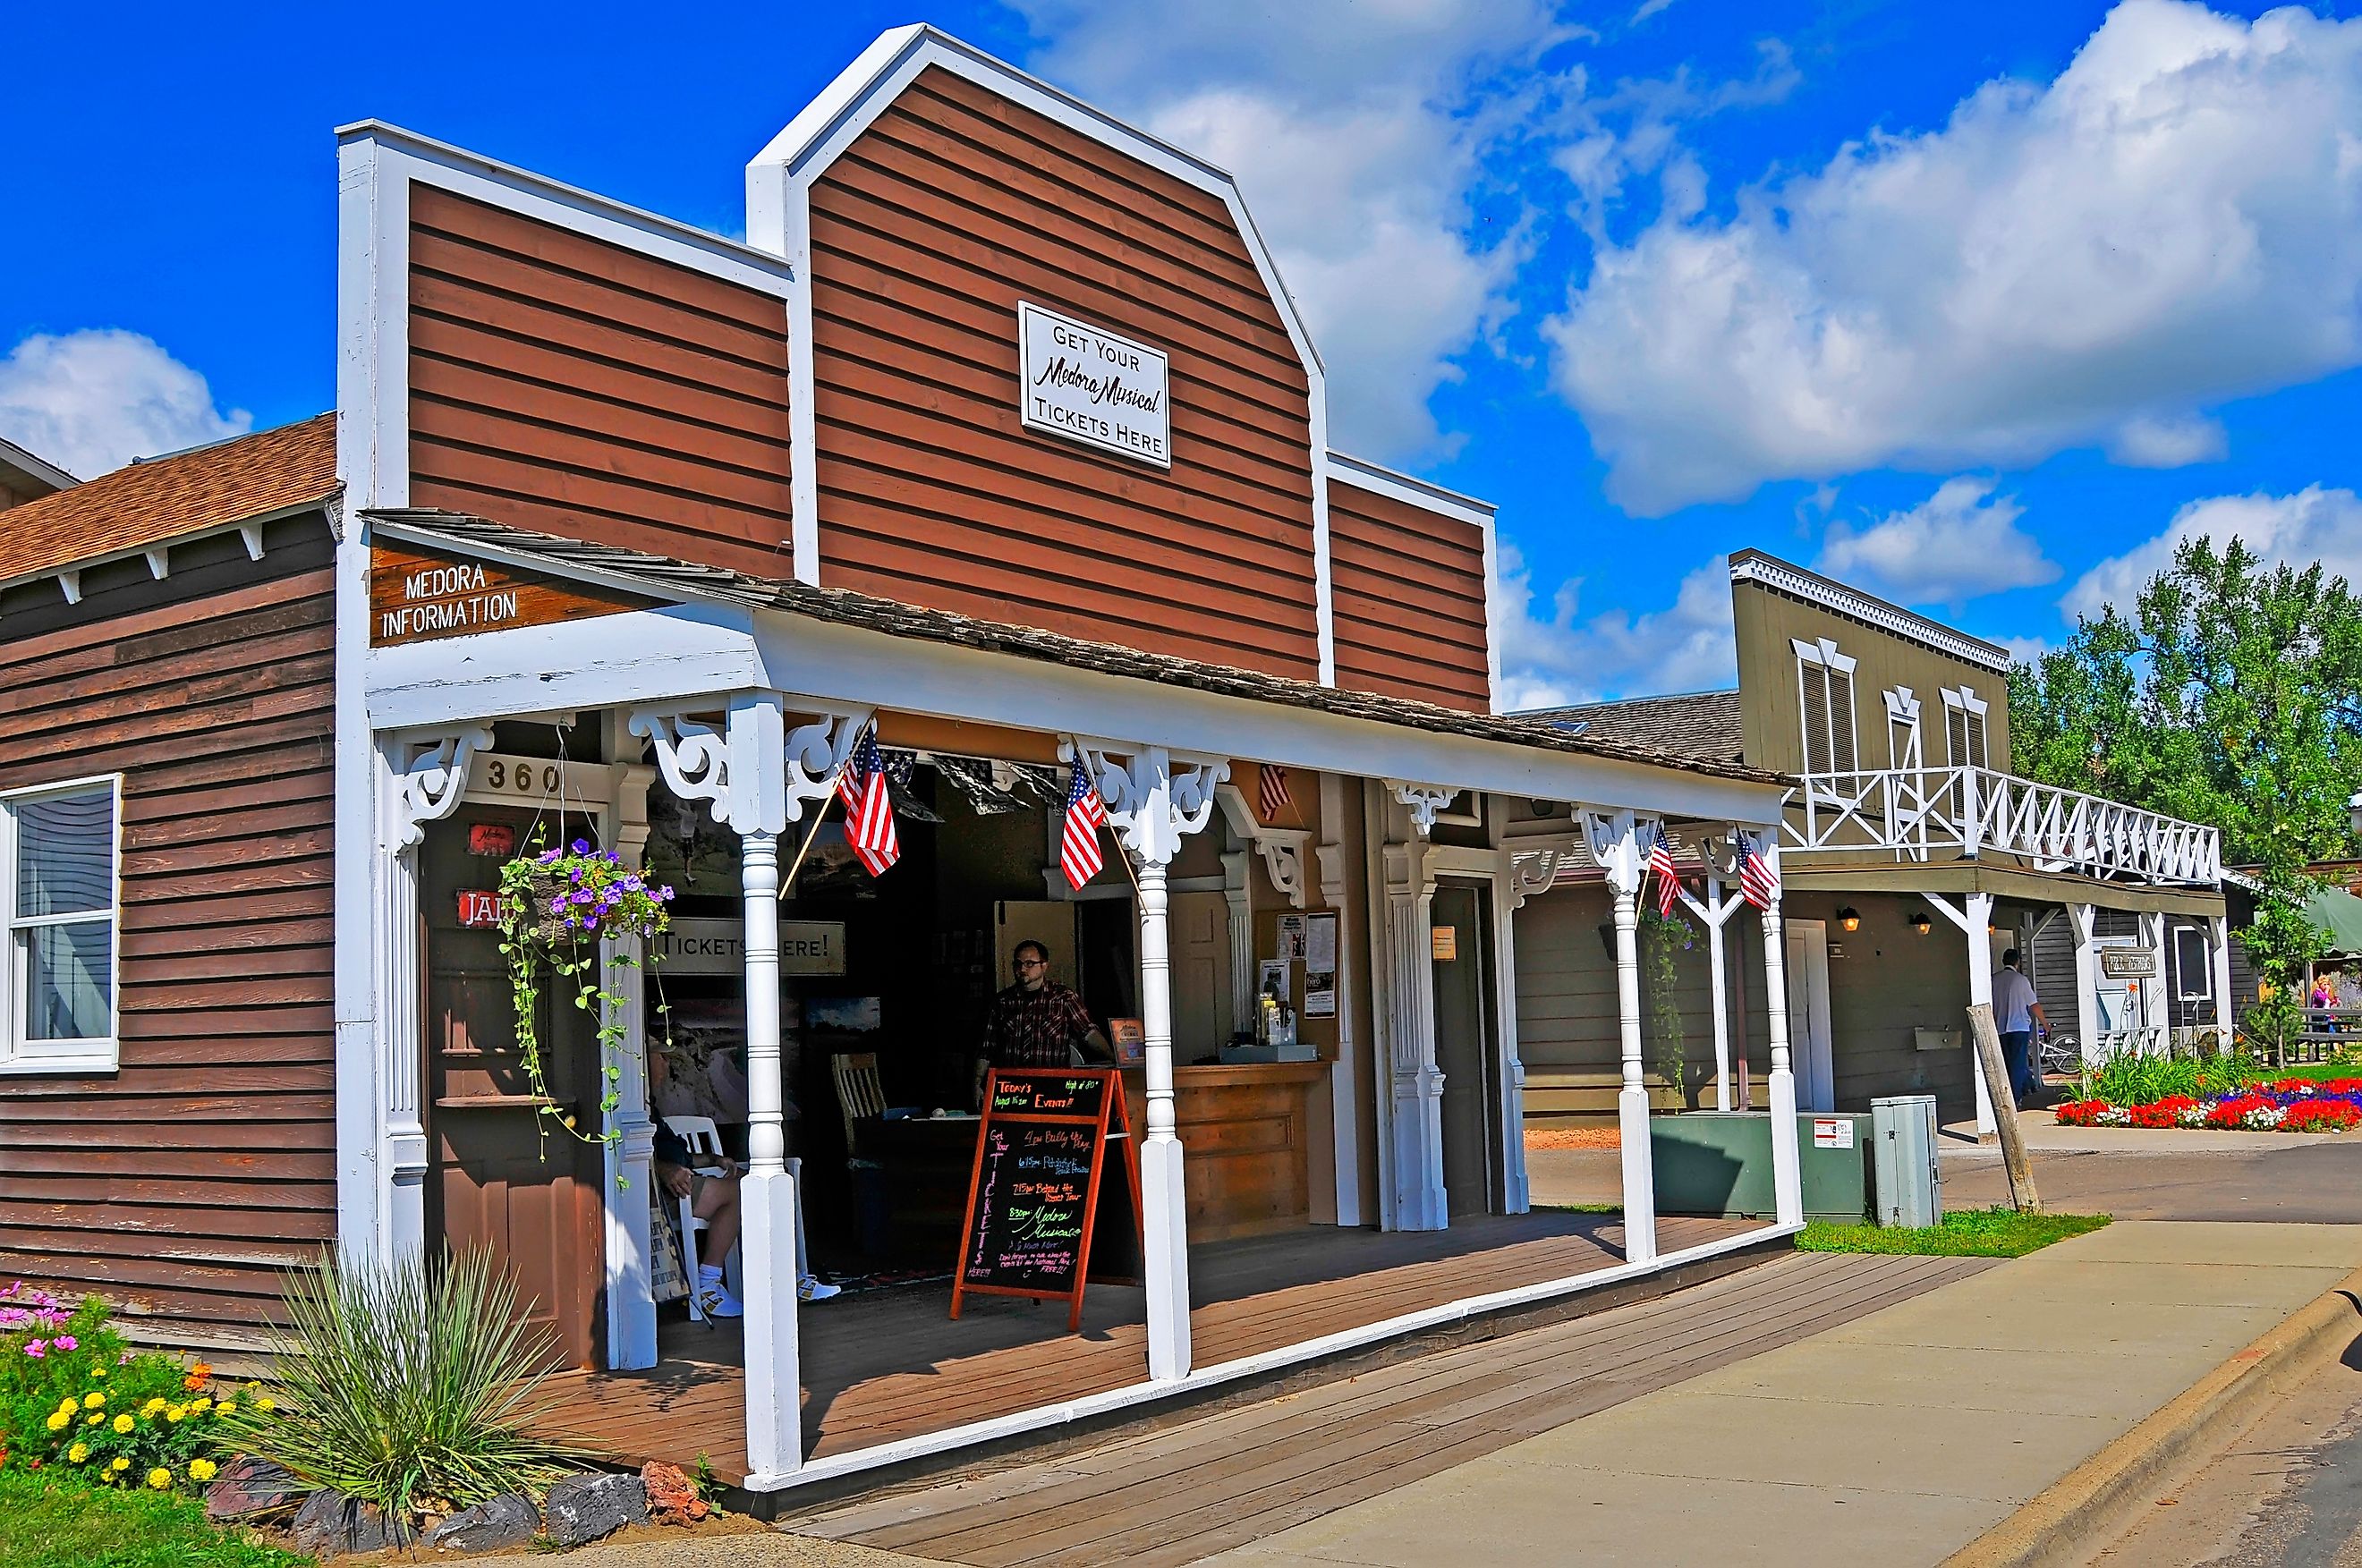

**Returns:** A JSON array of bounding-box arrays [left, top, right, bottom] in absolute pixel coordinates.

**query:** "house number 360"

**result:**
[[481, 759, 563, 795]]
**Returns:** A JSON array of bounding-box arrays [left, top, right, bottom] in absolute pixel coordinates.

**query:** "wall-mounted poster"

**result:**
[[1277, 913, 1308, 962], [1305, 912, 1338, 973], [1109, 1017, 1146, 1064], [1258, 959, 1291, 1004]]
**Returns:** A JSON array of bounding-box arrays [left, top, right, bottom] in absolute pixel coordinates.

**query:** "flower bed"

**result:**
[[2054, 1078, 2362, 1132]]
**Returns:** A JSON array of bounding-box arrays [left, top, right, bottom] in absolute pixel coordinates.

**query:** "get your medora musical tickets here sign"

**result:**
[[1016, 301, 1171, 469]]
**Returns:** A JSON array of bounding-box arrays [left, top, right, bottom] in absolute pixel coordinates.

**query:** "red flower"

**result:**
[[2281, 1099, 2361, 1133]]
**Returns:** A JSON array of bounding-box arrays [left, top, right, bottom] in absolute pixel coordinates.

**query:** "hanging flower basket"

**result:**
[[497, 838, 676, 1157]]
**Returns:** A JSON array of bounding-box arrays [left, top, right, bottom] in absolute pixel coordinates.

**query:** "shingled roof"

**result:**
[[367, 509, 1783, 788], [0, 413, 338, 584], [1520, 691, 1747, 767]]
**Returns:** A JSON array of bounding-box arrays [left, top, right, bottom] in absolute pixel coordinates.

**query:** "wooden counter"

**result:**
[[1123, 1062, 1328, 1242]]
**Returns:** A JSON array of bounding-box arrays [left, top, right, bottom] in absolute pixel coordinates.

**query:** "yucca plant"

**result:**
[[210, 1249, 590, 1521]]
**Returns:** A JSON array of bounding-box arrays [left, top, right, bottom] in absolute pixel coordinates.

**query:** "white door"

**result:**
[[1785, 919, 1837, 1111], [1168, 891, 1230, 1057]]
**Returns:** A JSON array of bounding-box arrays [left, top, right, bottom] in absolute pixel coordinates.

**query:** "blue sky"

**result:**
[[8, 1, 2362, 703]]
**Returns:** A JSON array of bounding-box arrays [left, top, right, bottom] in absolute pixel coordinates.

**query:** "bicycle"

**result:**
[[2035, 1030, 2082, 1081]]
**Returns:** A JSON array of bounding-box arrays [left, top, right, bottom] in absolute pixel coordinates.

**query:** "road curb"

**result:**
[[1942, 1264, 2362, 1568]]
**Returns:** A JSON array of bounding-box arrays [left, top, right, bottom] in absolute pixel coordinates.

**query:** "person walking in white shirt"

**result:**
[[1994, 949, 2050, 1108]]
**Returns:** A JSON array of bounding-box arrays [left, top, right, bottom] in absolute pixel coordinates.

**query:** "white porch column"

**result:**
[[2139, 910, 2169, 1041], [1078, 741, 1227, 1382], [631, 693, 850, 1486], [1221, 848, 1253, 1034], [1315, 773, 1365, 1228], [1752, 835, 1802, 1228], [376, 728, 492, 1266], [1931, 891, 1999, 1135], [1581, 809, 1658, 1264], [2209, 913, 2235, 1046], [1381, 838, 1449, 1231], [1706, 873, 1732, 1111], [601, 758, 658, 1371], [2069, 904, 2101, 1067]]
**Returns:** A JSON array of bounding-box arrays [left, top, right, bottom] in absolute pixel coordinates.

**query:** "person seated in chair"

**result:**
[[651, 1054, 839, 1313]]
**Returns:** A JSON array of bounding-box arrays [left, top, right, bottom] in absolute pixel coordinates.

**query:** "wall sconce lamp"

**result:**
[[1910, 910, 1933, 937], [1837, 906, 1861, 933]]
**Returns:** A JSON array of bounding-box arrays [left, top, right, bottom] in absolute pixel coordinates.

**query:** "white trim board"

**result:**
[[737, 1218, 1795, 1491], [1735, 551, 2009, 673]]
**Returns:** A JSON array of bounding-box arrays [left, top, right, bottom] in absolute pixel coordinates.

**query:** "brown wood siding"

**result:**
[[406, 185, 795, 579], [0, 518, 338, 1346], [1329, 480, 1491, 712], [806, 66, 1321, 680]]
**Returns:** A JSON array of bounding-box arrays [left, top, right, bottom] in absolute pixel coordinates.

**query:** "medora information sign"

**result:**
[[1016, 301, 1172, 468]]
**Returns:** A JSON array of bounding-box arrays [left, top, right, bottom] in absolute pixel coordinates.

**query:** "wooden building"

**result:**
[[1, 25, 1812, 1494], [1517, 552, 2230, 1135]]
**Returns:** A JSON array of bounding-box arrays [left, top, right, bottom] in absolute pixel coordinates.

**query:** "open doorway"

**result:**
[[1784, 919, 1836, 1111], [1431, 879, 1500, 1216]]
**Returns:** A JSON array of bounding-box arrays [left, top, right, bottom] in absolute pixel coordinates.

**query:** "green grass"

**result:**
[[1535, 1202, 1623, 1214], [2269, 1061, 2362, 1082], [0, 1471, 311, 1568], [1797, 1207, 2111, 1259]]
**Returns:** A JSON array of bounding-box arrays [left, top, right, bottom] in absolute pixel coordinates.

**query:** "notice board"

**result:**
[[950, 1067, 1143, 1330]]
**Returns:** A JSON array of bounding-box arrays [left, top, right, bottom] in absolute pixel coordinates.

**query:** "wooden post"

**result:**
[[1967, 1001, 2040, 1214]]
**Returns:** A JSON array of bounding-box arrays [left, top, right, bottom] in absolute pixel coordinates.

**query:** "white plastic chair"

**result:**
[[660, 1115, 809, 1324]]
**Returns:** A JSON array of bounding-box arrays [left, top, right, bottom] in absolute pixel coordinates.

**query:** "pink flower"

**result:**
[[52, 1335, 75, 1352], [116, 1351, 134, 1366], [22, 1341, 45, 1359]]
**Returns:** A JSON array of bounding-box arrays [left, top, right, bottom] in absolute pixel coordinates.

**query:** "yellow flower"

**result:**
[[190, 1397, 212, 1413], [165, 1406, 185, 1424], [256, 1396, 276, 1413], [89, 1366, 105, 1379], [142, 1398, 166, 1416], [44, 1412, 67, 1433], [111, 1414, 133, 1435], [111, 1457, 129, 1473], [215, 1400, 236, 1416], [84, 1413, 100, 1426], [66, 1444, 88, 1464], [82, 1392, 104, 1410], [189, 1459, 217, 1483], [147, 1468, 170, 1489]]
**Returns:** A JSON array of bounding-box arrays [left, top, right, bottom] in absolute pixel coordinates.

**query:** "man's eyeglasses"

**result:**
[[1015, 958, 1048, 970]]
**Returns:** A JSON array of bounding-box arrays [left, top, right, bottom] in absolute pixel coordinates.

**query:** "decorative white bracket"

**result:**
[[389, 728, 495, 849], [1386, 781, 1458, 836], [782, 708, 875, 823], [1577, 808, 1662, 900], [1506, 837, 1578, 911], [1066, 738, 1228, 866], [1215, 784, 1310, 908], [627, 694, 801, 836]]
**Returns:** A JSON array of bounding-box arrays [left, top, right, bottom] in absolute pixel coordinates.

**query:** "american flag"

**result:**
[[837, 725, 899, 877], [1647, 830, 1680, 918], [1257, 763, 1291, 824], [1059, 755, 1109, 890], [1740, 835, 1780, 910]]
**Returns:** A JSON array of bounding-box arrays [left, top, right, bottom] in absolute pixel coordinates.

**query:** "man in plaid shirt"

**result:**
[[974, 939, 1111, 1103]]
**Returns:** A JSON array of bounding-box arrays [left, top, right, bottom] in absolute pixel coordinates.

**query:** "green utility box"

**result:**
[[1649, 1111, 1872, 1224]]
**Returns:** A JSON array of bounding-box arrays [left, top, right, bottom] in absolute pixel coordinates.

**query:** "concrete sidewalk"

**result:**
[[1198, 1223, 2362, 1567]]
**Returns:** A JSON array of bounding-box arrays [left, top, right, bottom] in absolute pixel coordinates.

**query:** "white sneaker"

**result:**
[[695, 1268, 743, 1319], [799, 1275, 842, 1302]]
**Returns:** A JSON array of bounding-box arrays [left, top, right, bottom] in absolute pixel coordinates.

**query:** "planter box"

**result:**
[[1650, 1111, 1872, 1224]]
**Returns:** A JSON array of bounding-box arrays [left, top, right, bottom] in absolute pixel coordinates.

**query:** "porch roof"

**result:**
[[364, 509, 1783, 792], [1780, 861, 2226, 916]]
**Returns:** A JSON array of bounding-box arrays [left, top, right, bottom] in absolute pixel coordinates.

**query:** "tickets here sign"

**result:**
[[1016, 301, 1171, 468]]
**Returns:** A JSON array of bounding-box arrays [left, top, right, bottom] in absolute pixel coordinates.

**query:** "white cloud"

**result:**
[[2063, 485, 2362, 620], [1632, 0, 1680, 22], [1009, 0, 1568, 459], [0, 329, 249, 479], [1497, 541, 1736, 706], [1818, 476, 2059, 606], [2108, 412, 2228, 468], [1549, 0, 2362, 513]]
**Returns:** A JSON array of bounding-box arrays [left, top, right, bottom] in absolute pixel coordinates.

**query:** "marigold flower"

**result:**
[[108, 1456, 127, 1473], [66, 1443, 88, 1464], [215, 1400, 237, 1416], [142, 1398, 166, 1416], [84, 1413, 101, 1426], [111, 1413, 133, 1435], [166, 1406, 185, 1424], [190, 1396, 212, 1413], [256, 1396, 276, 1413], [44, 1412, 66, 1432], [183, 1361, 211, 1391], [189, 1458, 217, 1483], [83, 1392, 104, 1409], [148, 1468, 171, 1489]]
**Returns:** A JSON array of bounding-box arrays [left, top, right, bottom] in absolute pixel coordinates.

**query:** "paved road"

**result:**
[[1941, 1135, 2362, 1224], [2086, 1326, 2362, 1567]]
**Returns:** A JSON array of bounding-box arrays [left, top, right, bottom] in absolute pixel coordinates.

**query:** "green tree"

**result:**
[[2009, 538, 2362, 1058]]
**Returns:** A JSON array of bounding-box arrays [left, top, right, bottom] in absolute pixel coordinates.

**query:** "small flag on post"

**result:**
[[1647, 830, 1680, 918], [837, 725, 900, 877], [1256, 763, 1292, 824], [1740, 835, 1780, 909], [1059, 755, 1109, 890]]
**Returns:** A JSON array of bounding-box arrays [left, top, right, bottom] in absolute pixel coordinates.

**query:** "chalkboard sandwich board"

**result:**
[[950, 1067, 1143, 1331]]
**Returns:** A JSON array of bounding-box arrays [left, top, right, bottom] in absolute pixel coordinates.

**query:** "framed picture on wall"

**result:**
[[1109, 1017, 1145, 1063]]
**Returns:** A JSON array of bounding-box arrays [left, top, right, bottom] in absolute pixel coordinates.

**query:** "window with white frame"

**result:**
[[2, 779, 121, 1073], [1884, 686, 1923, 770], [1941, 686, 1990, 769], [1792, 638, 1859, 774]]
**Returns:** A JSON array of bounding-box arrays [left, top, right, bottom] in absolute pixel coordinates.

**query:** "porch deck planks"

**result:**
[[535, 1212, 1758, 1485], [785, 1252, 1992, 1567]]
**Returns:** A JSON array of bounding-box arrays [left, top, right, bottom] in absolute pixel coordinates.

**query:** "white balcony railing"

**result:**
[[1782, 767, 2222, 887]]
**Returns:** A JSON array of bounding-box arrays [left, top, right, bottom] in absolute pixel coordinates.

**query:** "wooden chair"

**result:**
[[831, 1051, 888, 1155]]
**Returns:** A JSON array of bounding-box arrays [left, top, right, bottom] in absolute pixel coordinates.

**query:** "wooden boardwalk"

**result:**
[[534, 1212, 1755, 1483], [783, 1251, 1993, 1567]]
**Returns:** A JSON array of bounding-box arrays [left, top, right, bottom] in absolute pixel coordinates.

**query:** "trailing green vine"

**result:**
[[1638, 905, 1695, 1110], [496, 835, 676, 1169]]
